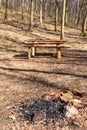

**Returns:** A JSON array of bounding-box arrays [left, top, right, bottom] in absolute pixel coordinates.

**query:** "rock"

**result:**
[[72, 90, 86, 97], [60, 91, 73, 102], [65, 105, 79, 118], [31, 111, 46, 122], [41, 94, 54, 102], [49, 90, 62, 98], [70, 99, 85, 109]]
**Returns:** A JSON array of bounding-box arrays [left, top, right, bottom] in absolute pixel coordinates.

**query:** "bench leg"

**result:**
[[31, 47, 35, 56], [56, 47, 61, 59], [28, 47, 31, 60]]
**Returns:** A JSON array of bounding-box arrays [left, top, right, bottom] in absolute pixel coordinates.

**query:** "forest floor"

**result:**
[[0, 11, 87, 130]]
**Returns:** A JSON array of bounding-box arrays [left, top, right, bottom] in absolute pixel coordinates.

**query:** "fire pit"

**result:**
[[7, 90, 87, 130], [19, 97, 66, 122], [17, 90, 87, 129]]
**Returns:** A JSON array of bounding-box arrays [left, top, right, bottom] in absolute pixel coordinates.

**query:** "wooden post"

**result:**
[[57, 47, 61, 59], [28, 47, 31, 60], [31, 46, 35, 56]]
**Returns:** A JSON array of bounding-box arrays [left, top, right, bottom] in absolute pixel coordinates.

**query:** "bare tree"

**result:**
[[35, 0, 38, 15], [0, 0, 2, 9], [60, 0, 67, 39], [4, 0, 8, 21], [40, 0, 43, 25], [21, 0, 24, 20], [55, 0, 58, 31], [43, 0, 47, 22], [29, 0, 34, 31], [82, 11, 87, 35], [65, 0, 68, 25], [76, 0, 87, 35]]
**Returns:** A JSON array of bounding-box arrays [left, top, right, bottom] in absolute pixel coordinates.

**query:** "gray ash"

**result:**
[[19, 98, 67, 123]]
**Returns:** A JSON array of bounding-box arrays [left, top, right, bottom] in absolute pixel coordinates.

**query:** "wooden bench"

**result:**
[[23, 39, 69, 60]]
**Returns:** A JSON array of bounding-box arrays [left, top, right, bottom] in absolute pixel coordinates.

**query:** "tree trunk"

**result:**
[[29, 0, 34, 31], [0, 0, 2, 9], [65, 0, 68, 25], [11, 0, 15, 12], [16, 0, 19, 11], [40, 0, 43, 26], [60, 0, 66, 39], [4, 0, 8, 21], [35, 0, 38, 15], [75, 0, 80, 25], [82, 13, 87, 35], [65, 10, 67, 25], [21, 0, 24, 20], [43, 0, 47, 22], [55, 0, 58, 31]]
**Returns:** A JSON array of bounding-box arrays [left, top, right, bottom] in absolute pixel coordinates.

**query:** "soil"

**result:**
[[0, 11, 87, 130]]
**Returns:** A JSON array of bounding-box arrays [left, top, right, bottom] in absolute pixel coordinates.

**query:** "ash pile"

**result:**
[[19, 90, 87, 128]]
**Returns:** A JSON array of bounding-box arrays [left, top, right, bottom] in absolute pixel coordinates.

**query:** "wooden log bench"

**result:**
[[24, 42, 70, 59], [23, 39, 70, 60]]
